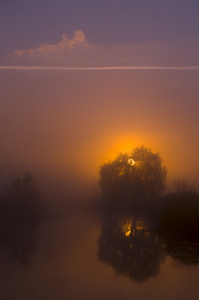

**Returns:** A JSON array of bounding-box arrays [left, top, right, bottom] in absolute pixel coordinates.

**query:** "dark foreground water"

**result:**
[[0, 211, 199, 300]]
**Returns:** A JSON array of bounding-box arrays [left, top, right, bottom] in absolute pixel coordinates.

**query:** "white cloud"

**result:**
[[14, 30, 88, 57]]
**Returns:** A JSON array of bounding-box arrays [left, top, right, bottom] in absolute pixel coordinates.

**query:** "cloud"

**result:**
[[4, 35, 199, 68], [14, 30, 88, 57]]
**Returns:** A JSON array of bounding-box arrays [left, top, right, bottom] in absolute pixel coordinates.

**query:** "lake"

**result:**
[[0, 210, 199, 300]]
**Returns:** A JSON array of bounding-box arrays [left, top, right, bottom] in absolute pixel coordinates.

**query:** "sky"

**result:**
[[1, 0, 199, 200]]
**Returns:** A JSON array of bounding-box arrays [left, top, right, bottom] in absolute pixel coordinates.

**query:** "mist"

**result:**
[[1, 68, 199, 215]]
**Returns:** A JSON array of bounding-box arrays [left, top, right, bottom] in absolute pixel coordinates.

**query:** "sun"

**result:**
[[128, 158, 135, 166]]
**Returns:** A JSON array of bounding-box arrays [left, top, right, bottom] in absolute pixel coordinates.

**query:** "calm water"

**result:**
[[0, 211, 199, 300]]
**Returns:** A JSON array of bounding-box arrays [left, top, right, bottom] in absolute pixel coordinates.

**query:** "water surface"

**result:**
[[0, 211, 199, 300]]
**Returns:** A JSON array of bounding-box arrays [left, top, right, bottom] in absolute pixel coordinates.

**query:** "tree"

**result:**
[[99, 146, 167, 208], [97, 215, 164, 283], [6, 172, 42, 220], [172, 177, 195, 194]]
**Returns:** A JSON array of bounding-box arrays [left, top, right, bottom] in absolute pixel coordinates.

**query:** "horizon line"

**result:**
[[1, 65, 199, 71]]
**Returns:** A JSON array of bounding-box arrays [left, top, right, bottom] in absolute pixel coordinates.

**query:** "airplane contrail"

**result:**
[[0, 65, 199, 71]]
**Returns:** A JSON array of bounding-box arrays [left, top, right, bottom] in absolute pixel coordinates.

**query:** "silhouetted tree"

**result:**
[[99, 146, 167, 208], [172, 177, 195, 194], [5, 173, 43, 220], [97, 216, 164, 283]]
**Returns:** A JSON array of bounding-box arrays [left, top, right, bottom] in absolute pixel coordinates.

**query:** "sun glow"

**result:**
[[121, 220, 133, 237], [121, 219, 146, 237], [98, 133, 166, 176], [101, 136, 140, 163]]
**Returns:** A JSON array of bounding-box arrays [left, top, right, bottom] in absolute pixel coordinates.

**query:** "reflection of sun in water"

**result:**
[[121, 220, 133, 236], [121, 219, 145, 237], [136, 221, 144, 231]]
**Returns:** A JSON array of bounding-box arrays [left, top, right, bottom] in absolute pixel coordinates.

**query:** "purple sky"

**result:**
[[1, 0, 199, 67], [1, 0, 199, 195]]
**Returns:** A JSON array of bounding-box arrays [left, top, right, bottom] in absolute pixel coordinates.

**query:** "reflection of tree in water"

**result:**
[[157, 189, 199, 266], [0, 221, 39, 267], [161, 234, 199, 266], [97, 216, 164, 283]]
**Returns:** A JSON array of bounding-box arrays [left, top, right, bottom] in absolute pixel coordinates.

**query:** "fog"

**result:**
[[1, 69, 199, 214]]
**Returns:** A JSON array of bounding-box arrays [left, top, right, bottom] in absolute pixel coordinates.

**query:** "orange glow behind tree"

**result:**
[[99, 146, 167, 208]]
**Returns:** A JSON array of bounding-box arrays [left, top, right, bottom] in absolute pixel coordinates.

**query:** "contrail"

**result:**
[[0, 65, 199, 71]]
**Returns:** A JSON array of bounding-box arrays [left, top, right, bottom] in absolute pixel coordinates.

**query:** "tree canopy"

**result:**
[[5, 172, 42, 220], [99, 146, 167, 208], [97, 215, 164, 283]]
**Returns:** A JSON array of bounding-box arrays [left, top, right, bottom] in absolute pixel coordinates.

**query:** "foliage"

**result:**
[[99, 146, 167, 207], [172, 177, 195, 194], [97, 216, 164, 283], [5, 172, 43, 220]]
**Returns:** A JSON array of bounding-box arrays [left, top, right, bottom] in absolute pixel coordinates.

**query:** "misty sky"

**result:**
[[1, 0, 199, 194]]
